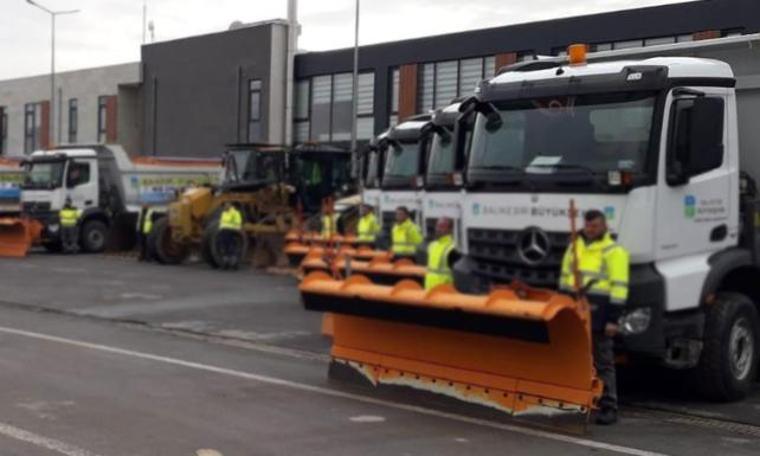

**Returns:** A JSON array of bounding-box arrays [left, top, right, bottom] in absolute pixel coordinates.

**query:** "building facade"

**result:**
[[0, 63, 140, 157], [1, 0, 759, 158]]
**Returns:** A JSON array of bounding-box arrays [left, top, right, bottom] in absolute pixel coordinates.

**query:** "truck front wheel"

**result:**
[[695, 292, 759, 401], [81, 220, 108, 253]]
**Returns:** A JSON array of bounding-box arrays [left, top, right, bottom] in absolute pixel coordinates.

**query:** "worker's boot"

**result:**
[[595, 407, 618, 425]]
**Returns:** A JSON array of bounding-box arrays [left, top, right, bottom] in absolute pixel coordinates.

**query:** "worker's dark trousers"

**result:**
[[593, 332, 618, 411], [61, 226, 79, 253], [137, 233, 149, 261], [218, 230, 238, 267]]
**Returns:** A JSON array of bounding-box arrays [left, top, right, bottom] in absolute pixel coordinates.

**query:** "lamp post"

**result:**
[[350, 0, 361, 182], [26, 0, 80, 147]]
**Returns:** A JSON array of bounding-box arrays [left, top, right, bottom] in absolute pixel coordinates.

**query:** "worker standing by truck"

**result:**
[[559, 209, 629, 426], [356, 204, 380, 248], [424, 217, 456, 290], [218, 201, 244, 270], [321, 207, 338, 239], [59, 198, 82, 254], [137, 204, 154, 262], [391, 206, 423, 260]]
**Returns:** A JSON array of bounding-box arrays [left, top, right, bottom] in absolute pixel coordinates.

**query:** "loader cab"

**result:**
[[377, 115, 432, 240], [290, 143, 353, 215], [221, 144, 286, 192]]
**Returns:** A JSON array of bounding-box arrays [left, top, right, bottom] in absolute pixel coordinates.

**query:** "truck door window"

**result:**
[[67, 162, 91, 188], [667, 96, 724, 185]]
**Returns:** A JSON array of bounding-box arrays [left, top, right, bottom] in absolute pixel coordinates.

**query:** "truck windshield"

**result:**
[[427, 130, 455, 176], [469, 92, 656, 182], [384, 142, 420, 178], [22, 160, 65, 189]]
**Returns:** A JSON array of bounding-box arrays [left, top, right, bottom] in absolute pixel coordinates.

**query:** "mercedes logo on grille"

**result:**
[[518, 227, 551, 265]]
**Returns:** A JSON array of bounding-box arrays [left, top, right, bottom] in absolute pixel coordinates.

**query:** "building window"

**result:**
[[247, 79, 262, 142], [676, 34, 694, 43], [389, 67, 399, 127], [593, 43, 613, 52], [613, 39, 644, 50], [644, 36, 676, 46], [97, 96, 108, 143], [68, 98, 78, 144], [294, 79, 310, 143], [302, 72, 375, 143], [418, 56, 496, 113], [24, 103, 39, 154], [723, 28, 744, 37], [0, 107, 7, 155]]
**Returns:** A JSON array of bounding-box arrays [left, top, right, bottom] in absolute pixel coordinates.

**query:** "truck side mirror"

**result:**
[[666, 97, 724, 186]]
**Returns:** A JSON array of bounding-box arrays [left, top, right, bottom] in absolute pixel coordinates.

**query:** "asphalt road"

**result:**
[[0, 253, 757, 455]]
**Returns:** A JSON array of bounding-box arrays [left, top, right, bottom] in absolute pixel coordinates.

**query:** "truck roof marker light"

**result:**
[[567, 44, 588, 66]]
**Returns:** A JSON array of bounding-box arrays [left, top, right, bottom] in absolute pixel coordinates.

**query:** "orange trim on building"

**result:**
[[398, 64, 418, 121]]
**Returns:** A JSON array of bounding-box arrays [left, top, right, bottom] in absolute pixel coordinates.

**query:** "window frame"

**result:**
[[68, 98, 78, 144], [417, 55, 500, 113], [97, 96, 108, 143], [247, 79, 263, 142], [24, 103, 38, 154], [0, 106, 7, 155]]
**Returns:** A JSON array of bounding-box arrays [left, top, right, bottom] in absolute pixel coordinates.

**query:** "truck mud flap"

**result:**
[[0, 218, 43, 257], [300, 271, 601, 422]]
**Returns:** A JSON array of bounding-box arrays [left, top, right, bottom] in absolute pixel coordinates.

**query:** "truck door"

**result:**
[[65, 158, 99, 211], [655, 90, 734, 308]]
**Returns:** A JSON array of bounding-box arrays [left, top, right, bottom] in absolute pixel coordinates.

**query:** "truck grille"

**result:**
[[467, 228, 570, 288], [22, 201, 51, 213]]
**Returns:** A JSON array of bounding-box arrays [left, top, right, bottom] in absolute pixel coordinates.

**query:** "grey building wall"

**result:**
[[0, 63, 140, 157], [142, 20, 289, 157]]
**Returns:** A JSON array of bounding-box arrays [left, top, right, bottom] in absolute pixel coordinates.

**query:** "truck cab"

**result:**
[[455, 51, 760, 400], [22, 147, 114, 252], [376, 115, 432, 246]]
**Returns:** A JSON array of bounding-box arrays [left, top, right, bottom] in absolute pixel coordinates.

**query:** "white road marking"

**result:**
[[0, 325, 668, 456], [0, 421, 101, 456], [349, 415, 386, 423]]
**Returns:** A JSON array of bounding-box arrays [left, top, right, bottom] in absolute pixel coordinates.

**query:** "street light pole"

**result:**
[[350, 0, 360, 179], [26, 0, 80, 147]]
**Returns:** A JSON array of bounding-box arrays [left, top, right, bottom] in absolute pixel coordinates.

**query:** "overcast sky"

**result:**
[[0, 0, 694, 80]]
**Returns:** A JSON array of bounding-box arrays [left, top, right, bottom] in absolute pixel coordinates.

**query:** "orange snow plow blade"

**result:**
[[300, 271, 602, 422], [285, 230, 361, 245], [0, 218, 43, 257], [286, 243, 390, 267], [301, 256, 425, 285]]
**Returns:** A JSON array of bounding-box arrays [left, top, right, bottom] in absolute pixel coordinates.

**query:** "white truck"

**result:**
[[20, 145, 221, 253], [454, 35, 760, 400]]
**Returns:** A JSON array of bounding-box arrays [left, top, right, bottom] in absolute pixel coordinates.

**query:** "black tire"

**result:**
[[153, 217, 190, 265], [694, 292, 759, 401], [201, 223, 220, 269], [205, 224, 248, 270], [80, 220, 108, 253]]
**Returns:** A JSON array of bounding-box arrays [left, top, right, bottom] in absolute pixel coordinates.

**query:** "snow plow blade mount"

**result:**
[[300, 272, 602, 420], [0, 218, 43, 257]]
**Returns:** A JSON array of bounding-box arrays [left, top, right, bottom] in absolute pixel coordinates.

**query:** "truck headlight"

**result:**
[[48, 224, 60, 234], [618, 308, 652, 336]]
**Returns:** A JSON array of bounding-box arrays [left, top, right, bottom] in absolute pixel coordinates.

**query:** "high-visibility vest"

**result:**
[[357, 213, 380, 242], [391, 219, 423, 256], [59, 207, 81, 227], [424, 235, 455, 290], [219, 207, 243, 231], [321, 213, 338, 238], [559, 232, 629, 304], [141, 208, 154, 234]]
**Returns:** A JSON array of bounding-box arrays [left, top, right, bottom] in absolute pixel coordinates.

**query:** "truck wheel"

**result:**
[[153, 217, 189, 265], [81, 220, 108, 253], [695, 292, 759, 401], [205, 225, 248, 270]]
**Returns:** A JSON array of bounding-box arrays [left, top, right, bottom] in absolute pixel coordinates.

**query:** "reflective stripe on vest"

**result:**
[[357, 213, 379, 242], [392, 219, 422, 255], [142, 209, 154, 234], [424, 235, 455, 290], [219, 208, 243, 230], [59, 208, 80, 227], [321, 214, 338, 237]]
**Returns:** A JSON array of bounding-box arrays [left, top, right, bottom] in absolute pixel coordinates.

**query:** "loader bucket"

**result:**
[[300, 272, 602, 424], [0, 218, 43, 257], [301, 256, 425, 285]]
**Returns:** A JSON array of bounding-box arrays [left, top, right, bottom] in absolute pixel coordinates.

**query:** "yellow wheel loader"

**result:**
[[152, 144, 295, 268]]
